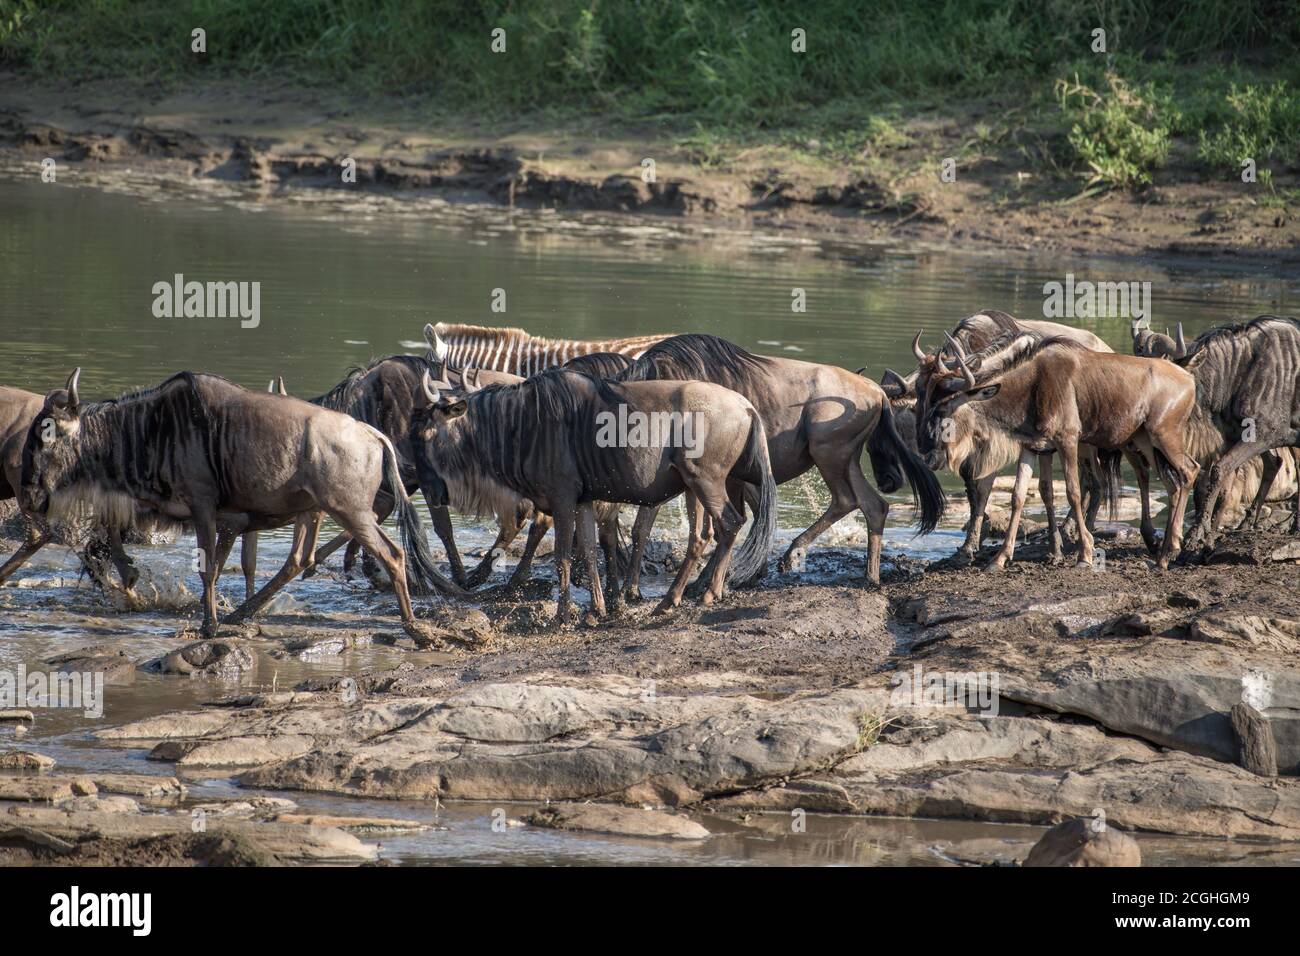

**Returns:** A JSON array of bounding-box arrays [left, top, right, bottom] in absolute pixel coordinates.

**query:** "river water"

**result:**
[[1, 173, 1298, 865]]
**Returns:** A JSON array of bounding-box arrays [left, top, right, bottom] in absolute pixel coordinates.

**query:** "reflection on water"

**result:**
[[2, 175, 1299, 865]]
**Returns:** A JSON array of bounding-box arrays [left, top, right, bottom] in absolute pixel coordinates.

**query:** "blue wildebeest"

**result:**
[[413, 354, 628, 593], [412, 367, 778, 623], [888, 311, 1123, 562], [20, 370, 457, 640], [1168, 316, 1300, 549], [917, 338, 1200, 569], [0, 384, 139, 589], [611, 334, 944, 596]]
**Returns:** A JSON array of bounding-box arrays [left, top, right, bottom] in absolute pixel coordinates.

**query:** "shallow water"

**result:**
[[2, 173, 1299, 865]]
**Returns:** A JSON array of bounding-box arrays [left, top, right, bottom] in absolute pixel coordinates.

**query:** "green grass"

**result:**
[[3, 0, 1300, 189]]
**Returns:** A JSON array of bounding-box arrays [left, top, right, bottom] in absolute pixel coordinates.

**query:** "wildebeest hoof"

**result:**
[[652, 598, 679, 616], [952, 550, 975, 567], [984, 558, 1009, 572], [403, 621, 445, 649], [581, 611, 602, 627]]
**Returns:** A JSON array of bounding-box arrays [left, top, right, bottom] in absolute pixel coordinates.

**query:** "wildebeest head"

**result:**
[[915, 351, 1000, 471], [1132, 320, 1184, 359], [407, 371, 463, 506], [20, 368, 84, 516]]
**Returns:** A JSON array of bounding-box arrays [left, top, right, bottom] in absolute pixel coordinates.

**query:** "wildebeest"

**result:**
[[1131, 318, 1183, 359], [917, 338, 1200, 569], [425, 322, 668, 375], [1170, 316, 1300, 549], [889, 311, 1119, 562], [0, 384, 138, 589], [412, 367, 777, 622], [611, 334, 943, 594], [21, 370, 457, 639]]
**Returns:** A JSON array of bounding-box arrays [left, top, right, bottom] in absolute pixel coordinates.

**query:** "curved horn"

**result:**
[[911, 331, 926, 363], [66, 367, 81, 408], [421, 369, 440, 404], [1176, 323, 1187, 356], [944, 331, 968, 361], [955, 352, 977, 389]]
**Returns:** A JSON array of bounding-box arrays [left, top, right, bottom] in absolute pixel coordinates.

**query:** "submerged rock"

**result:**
[[525, 803, 709, 840], [1024, 816, 1142, 867], [147, 639, 256, 678]]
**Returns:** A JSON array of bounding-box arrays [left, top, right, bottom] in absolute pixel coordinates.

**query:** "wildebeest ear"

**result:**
[[443, 399, 468, 419], [1178, 347, 1208, 370], [880, 368, 908, 398], [970, 383, 1000, 401]]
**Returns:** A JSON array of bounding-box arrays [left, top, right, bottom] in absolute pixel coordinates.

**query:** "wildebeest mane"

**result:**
[[563, 351, 633, 378], [617, 334, 771, 390]]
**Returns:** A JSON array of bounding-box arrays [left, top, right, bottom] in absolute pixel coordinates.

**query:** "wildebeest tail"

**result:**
[[727, 410, 777, 586], [1099, 448, 1123, 521], [367, 426, 465, 598], [874, 402, 944, 534]]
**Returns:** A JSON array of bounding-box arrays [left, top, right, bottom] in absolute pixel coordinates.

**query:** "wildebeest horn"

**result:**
[[422, 369, 440, 404], [66, 367, 81, 409], [944, 331, 968, 361], [881, 368, 907, 398], [955, 352, 977, 389], [911, 331, 926, 363], [1176, 323, 1187, 356]]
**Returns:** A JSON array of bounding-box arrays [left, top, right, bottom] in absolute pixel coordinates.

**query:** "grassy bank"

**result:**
[[2, 0, 1300, 192]]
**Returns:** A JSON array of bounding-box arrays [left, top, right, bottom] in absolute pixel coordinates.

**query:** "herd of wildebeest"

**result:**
[[1, 310, 1297, 640]]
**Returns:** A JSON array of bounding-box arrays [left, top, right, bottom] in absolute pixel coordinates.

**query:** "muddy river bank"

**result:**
[[4, 503, 1299, 866]]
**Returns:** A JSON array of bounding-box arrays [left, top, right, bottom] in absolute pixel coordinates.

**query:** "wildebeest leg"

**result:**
[[779, 468, 854, 575], [847, 460, 888, 585], [1128, 448, 1160, 555], [0, 526, 52, 585], [623, 505, 658, 602], [1149, 432, 1199, 568], [1246, 450, 1282, 528], [225, 514, 320, 626], [695, 482, 746, 606], [239, 532, 258, 601], [596, 510, 622, 609], [575, 501, 606, 622], [1190, 440, 1272, 551], [957, 474, 994, 564], [655, 493, 706, 614], [212, 529, 239, 595], [428, 503, 468, 586], [503, 516, 550, 593], [191, 508, 220, 638], [551, 505, 578, 626], [1058, 440, 1093, 567], [989, 448, 1034, 570], [303, 530, 351, 576], [1037, 452, 1063, 564], [466, 504, 532, 589], [106, 527, 139, 590], [1081, 447, 1103, 534]]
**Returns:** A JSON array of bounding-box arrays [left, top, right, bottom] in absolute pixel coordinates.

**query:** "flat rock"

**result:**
[[148, 639, 256, 678], [525, 803, 709, 840], [88, 773, 186, 799]]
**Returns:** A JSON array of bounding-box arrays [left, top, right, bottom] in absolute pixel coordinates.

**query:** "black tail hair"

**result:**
[[873, 403, 944, 534], [727, 411, 777, 585], [1098, 448, 1123, 521]]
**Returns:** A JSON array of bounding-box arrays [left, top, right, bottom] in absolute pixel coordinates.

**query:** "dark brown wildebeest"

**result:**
[[889, 311, 1119, 563], [1168, 316, 1300, 550], [21, 370, 458, 639], [412, 367, 777, 623], [414, 356, 627, 592], [0, 384, 138, 588], [1130, 318, 1300, 542], [917, 338, 1199, 569], [424, 322, 668, 375], [609, 334, 943, 597]]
